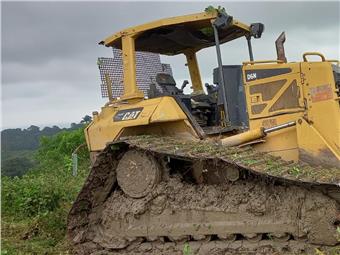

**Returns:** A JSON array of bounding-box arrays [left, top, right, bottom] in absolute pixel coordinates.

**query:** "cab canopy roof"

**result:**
[[100, 11, 251, 56]]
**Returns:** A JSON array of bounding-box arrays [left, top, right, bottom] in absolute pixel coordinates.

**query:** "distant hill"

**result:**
[[1, 124, 83, 152], [1, 117, 91, 177]]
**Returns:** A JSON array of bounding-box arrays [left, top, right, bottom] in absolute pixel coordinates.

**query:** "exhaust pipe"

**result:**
[[275, 32, 287, 63]]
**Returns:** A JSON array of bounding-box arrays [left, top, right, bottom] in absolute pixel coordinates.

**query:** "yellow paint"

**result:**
[[221, 128, 265, 147], [243, 60, 284, 65], [247, 113, 301, 162], [120, 35, 144, 101], [184, 50, 204, 93], [243, 62, 304, 120], [85, 96, 198, 151], [241, 63, 302, 161], [299, 61, 340, 161], [296, 118, 340, 165], [104, 74, 114, 102], [150, 97, 187, 123], [101, 11, 250, 49], [241, 58, 340, 165]]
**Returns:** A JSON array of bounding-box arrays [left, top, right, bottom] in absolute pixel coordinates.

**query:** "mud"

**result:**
[[116, 149, 161, 198], [68, 136, 340, 255], [88, 240, 340, 255], [88, 175, 338, 250]]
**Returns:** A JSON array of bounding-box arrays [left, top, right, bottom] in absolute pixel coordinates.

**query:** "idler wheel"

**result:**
[[116, 149, 161, 198]]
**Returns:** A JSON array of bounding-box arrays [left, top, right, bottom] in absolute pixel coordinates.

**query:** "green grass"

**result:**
[[1, 128, 89, 254], [1, 150, 36, 177], [2, 216, 70, 255]]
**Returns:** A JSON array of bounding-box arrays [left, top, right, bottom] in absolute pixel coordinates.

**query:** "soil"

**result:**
[[67, 137, 340, 255]]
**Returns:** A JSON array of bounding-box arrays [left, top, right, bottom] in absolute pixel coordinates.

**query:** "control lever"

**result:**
[[180, 80, 189, 92], [205, 83, 219, 95]]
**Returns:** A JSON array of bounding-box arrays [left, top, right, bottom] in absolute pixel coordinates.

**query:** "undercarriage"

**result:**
[[68, 136, 340, 255]]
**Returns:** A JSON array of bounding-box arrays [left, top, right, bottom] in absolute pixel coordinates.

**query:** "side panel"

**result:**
[[85, 97, 199, 151], [297, 61, 340, 165], [243, 61, 340, 166], [244, 63, 304, 120], [242, 63, 304, 161]]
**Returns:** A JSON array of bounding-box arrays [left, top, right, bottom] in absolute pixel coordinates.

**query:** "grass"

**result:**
[[1, 128, 89, 254], [2, 216, 71, 255]]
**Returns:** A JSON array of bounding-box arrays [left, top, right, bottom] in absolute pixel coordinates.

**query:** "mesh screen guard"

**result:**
[[98, 48, 173, 98]]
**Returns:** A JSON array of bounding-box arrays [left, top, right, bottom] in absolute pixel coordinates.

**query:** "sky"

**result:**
[[1, 1, 339, 129]]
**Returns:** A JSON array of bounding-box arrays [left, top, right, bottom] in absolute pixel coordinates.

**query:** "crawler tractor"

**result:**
[[68, 8, 340, 254]]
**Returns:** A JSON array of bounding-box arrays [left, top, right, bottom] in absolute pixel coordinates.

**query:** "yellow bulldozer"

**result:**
[[68, 7, 340, 254]]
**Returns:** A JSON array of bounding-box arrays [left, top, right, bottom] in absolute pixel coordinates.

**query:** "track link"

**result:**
[[68, 136, 340, 255]]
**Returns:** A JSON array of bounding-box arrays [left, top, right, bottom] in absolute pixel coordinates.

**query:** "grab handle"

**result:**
[[303, 52, 326, 62]]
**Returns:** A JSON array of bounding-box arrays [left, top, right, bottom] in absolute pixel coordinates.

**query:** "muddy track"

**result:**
[[67, 136, 340, 255]]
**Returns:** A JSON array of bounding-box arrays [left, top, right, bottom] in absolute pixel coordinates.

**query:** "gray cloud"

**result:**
[[1, 1, 339, 128]]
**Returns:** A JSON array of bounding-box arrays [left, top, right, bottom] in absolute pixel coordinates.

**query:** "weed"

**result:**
[[289, 166, 301, 177], [243, 159, 257, 165], [183, 242, 191, 255], [315, 248, 325, 255]]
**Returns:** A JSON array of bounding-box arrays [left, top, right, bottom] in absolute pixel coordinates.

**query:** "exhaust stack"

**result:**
[[275, 32, 287, 63]]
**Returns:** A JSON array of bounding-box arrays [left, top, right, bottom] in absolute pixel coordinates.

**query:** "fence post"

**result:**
[[71, 143, 86, 176], [72, 153, 78, 176]]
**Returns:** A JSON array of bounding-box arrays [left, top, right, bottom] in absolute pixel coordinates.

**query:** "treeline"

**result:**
[[1, 115, 92, 177], [1, 123, 84, 152]]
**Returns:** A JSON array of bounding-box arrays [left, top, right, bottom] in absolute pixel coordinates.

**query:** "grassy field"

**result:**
[[1, 128, 89, 254], [2, 215, 70, 254]]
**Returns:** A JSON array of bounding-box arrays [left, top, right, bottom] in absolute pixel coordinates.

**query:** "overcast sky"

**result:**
[[1, 1, 339, 129]]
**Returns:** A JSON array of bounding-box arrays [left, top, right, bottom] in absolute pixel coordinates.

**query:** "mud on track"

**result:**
[[68, 136, 340, 255]]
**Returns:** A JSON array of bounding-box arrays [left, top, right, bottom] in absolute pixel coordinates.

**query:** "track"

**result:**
[[67, 136, 340, 255]]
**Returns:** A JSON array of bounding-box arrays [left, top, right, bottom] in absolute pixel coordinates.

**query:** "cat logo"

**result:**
[[114, 107, 143, 121]]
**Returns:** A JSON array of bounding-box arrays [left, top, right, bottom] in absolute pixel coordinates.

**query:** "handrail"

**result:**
[[326, 59, 340, 66], [243, 60, 284, 65], [303, 52, 326, 62]]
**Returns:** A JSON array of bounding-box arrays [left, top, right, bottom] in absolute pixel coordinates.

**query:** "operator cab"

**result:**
[[100, 9, 264, 135]]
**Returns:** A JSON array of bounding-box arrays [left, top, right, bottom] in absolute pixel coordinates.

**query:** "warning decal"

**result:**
[[310, 84, 333, 103]]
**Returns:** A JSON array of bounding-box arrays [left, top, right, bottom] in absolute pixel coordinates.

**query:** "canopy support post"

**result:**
[[184, 50, 204, 94], [121, 35, 144, 101]]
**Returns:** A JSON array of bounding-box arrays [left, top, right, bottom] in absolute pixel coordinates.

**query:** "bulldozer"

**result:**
[[68, 7, 340, 255]]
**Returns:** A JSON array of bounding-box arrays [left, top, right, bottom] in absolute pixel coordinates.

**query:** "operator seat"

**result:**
[[156, 73, 183, 95], [147, 73, 191, 111], [148, 73, 184, 97]]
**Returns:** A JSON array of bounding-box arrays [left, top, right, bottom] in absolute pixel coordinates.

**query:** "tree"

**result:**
[[1, 157, 34, 177], [27, 125, 40, 133], [80, 115, 92, 124]]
